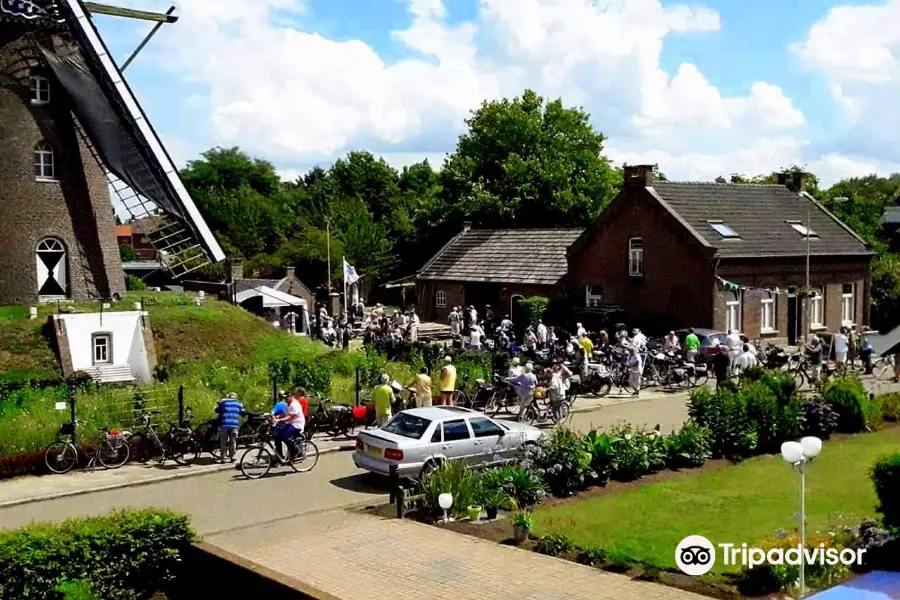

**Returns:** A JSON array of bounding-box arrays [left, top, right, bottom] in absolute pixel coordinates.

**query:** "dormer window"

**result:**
[[707, 220, 740, 239], [30, 75, 50, 104], [786, 221, 817, 238]]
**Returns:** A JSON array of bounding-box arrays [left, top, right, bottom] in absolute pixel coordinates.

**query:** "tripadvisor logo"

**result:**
[[675, 535, 866, 577]]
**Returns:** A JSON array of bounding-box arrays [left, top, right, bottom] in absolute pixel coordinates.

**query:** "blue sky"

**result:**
[[91, 0, 900, 185]]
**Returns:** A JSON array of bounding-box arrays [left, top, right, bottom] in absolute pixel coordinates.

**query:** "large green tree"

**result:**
[[439, 89, 619, 229]]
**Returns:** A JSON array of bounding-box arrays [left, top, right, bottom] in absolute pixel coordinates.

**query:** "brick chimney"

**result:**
[[777, 171, 806, 193], [285, 266, 296, 280], [228, 258, 243, 282], [624, 164, 654, 188]]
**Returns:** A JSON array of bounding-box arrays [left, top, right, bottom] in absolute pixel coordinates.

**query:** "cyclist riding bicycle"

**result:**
[[272, 393, 305, 460]]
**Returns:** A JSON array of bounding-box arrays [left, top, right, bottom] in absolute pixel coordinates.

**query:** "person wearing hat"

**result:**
[[215, 392, 245, 463], [372, 373, 395, 427], [439, 356, 457, 406]]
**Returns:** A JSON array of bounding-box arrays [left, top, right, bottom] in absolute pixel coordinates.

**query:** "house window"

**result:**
[[628, 238, 643, 277], [725, 290, 741, 332], [809, 287, 824, 328], [585, 285, 603, 307], [36, 237, 68, 297], [435, 290, 447, 308], [707, 220, 741, 239], [92, 333, 112, 365], [841, 283, 855, 325], [760, 291, 776, 332], [786, 220, 818, 238], [34, 142, 55, 180], [30, 75, 50, 104]]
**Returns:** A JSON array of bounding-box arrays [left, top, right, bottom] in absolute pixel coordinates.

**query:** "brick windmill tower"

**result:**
[[0, 0, 223, 305]]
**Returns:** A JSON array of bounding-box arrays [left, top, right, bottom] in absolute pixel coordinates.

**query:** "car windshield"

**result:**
[[381, 413, 432, 439]]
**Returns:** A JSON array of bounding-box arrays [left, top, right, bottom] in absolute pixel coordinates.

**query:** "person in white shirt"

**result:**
[[536, 320, 548, 348], [506, 362, 538, 421], [468, 306, 478, 327], [548, 326, 558, 346], [548, 368, 567, 419], [576, 322, 587, 338], [834, 328, 849, 367], [727, 329, 743, 367], [468, 324, 484, 350], [508, 357, 523, 378], [273, 394, 305, 460], [523, 327, 537, 351], [663, 331, 680, 353], [500, 315, 513, 333], [448, 307, 460, 336], [408, 312, 420, 343], [733, 344, 759, 373], [626, 347, 643, 397], [631, 328, 647, 352]]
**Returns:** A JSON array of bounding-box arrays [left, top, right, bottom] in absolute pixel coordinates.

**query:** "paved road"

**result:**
[[0, 394, 689, 534]]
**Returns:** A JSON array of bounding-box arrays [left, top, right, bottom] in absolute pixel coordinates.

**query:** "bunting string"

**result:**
[[715, 276, 820, 298]]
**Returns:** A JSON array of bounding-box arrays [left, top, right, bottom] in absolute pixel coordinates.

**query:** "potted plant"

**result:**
[[513, 510, 534, 544], [467, 505, 483, 522], [482, 489, 508, 520]]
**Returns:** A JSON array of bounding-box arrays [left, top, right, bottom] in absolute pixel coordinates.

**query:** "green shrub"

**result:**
[[872, 452, 900, 528], [576, 546, 608, 566], [823, 377, 873, 433], [688, 386, 757, 459], [0, 509, 194, 600], [534, 533, 573, 557], [742, 382, 783, 453], [802, 397, 840, 439], [517, 296, 549, 329], [583, 430, 613, 484], [665, 422, 712, 469], [607, 424, 656, 481], [876, 392, 900, 422], [55, 581, 100, 600], [524, 428, 593, 496], [419, 461, 482, 518], [124, 274, 146, 291], [481, 465, 547, 507], [739, 365, 767, 382]]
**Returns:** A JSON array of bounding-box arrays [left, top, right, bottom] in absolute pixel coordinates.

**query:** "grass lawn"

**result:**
[[534, 427, 899, 572]]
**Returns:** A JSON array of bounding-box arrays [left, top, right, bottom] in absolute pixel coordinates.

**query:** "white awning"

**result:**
[[236, 286, 308, 309]]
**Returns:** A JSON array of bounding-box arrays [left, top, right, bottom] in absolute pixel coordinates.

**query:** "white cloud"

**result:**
[[117, 0, 819, 182]]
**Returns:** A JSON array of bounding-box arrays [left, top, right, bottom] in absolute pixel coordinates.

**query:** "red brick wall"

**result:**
[[567, 187, 716, 331], [416, 280, 563, 322]]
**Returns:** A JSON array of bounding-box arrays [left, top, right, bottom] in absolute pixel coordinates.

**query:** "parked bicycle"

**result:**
[[44, 420, 130, 474], [127, 410, 197, 466], [306, 396, 356, 439], [239, 420, 319, 479], [521, 390, 570, 426]]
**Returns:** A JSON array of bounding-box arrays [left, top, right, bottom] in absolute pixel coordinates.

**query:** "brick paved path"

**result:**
[[207, 510, 707, 600]]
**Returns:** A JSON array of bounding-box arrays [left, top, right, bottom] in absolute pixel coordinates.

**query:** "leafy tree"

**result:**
[[822, 174, 900, 250], [194, 185, 291, 258], [182, 147, 282, 198], [118, 244, 137, 262], [440, 89, 618, 229]]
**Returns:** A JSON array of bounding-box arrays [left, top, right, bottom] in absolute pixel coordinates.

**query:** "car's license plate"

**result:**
[[367, 446, 383, 457]]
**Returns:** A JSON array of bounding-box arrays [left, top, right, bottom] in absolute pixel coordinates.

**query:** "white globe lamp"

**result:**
[[438, 492, 453, 523], [780, 441, 804, 465], [800, 436, 822, 459]]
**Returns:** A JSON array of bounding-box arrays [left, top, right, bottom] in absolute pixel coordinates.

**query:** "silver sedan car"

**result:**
[[353, 406, 544, 479]]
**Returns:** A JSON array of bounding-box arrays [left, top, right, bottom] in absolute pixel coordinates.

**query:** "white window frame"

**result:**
[[725, 290, 741, 332], [760, 291, 776, 333], [92, 333, 112, 365], [841, 283, 855, 326], [30, 75, 50, 104], [628, 237, 643, 277], [707, 220, 741, 239], [809, 287, 824, 329], [34, 142, 55, 181], [585, 285, 603, 307], [435, 290, 447, 308]]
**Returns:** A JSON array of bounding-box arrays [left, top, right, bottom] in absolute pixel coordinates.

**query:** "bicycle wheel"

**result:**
[[240, 445, 273, 479], [98, 437, 130, 469], [45, 441, 78, 474], [486, 391, 503, 417], [290, 438, 319, 473], [595, 380, 612, 398], [128, 432, 158, 463], [452, 390, 469, 407], [552, 402, 571, 425], [690, 370, 709, 388], [170, 437, 198, 466]]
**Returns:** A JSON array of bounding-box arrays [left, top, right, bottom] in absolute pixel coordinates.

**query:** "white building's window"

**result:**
[[92, 333, 111, 364], [809, 287, 824, 328], [585, 285, 603, 307], [725, 290, 741, 332], [628, 237, 643, 277], [842, 283, 855, 325], [435, 290, 447, 308], [761, 291, 776, 332], [34, 142, 55, 180], [30, 75, 50, 104]]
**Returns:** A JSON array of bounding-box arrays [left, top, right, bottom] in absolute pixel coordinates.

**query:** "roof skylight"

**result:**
[[707, 220, 741, 239], [786, 220, 818, 238]]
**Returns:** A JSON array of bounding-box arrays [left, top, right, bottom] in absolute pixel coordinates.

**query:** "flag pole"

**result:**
[[326, 218, 331, 292], [342, 256, 347, 317]]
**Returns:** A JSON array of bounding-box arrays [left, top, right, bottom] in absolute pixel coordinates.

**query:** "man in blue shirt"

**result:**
[[215, 393, 245, 463]]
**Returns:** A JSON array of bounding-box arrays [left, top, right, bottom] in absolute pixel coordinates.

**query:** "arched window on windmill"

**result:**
[[36, 237, 68, 298], [34, 141, 56, 181]]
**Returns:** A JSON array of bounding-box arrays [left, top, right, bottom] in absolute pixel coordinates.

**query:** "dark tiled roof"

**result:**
[[650, 182, 871, 258], [235, 278, 283, 293], [418, 229, 583, 285]]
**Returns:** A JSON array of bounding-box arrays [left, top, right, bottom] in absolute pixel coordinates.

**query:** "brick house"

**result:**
[[184, 259, 315, 310], [416, 225, 583, 322], [566, 165, 874, 344], [115, 217, 159, 261]]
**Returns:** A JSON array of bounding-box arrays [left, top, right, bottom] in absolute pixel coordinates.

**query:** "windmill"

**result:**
[[0, 0, 224, 305]]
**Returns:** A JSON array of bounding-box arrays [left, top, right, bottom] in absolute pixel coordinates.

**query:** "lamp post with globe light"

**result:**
[[780, 436, 823, 597], [438, 492, 453, 523]]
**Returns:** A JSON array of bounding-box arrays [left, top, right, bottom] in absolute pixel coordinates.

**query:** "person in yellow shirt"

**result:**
[[372, 373, 395, 427], [578, 333, 594, 358], [408, 367, 433, 408], [439, 355, 457, 406]]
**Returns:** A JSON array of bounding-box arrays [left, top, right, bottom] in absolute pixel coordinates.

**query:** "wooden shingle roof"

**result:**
[[649, 182, 872, 258], [418, 229, 583, 285]]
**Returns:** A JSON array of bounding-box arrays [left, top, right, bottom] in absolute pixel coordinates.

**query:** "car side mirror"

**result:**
[[497, 428, 505, 437]]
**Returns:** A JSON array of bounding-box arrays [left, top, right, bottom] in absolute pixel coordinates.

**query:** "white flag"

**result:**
[[343, 259, 360, 285]]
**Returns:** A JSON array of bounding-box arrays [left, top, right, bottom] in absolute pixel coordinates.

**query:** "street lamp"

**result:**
[[780, 436, 823, 597], [438, 492, 453, 523]]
